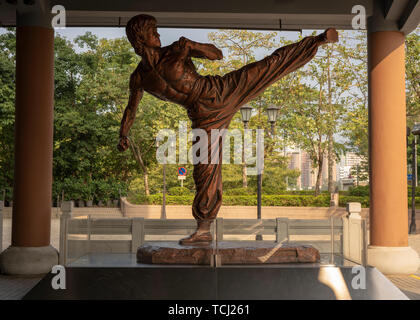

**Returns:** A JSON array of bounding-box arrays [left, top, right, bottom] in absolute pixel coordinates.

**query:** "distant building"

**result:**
[[337, 152, 368, 189], [286, 148, 366, 190], [286, 146, 337, 190]]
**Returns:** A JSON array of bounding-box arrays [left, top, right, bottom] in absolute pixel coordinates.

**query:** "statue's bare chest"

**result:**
[[140, 50, 199, 99]]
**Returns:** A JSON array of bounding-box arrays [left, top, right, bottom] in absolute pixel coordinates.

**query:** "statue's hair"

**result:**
[[126, 14, 157, 51]]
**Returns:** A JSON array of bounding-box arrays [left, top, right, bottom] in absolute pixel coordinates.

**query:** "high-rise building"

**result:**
[[286, 147, 337, 190]]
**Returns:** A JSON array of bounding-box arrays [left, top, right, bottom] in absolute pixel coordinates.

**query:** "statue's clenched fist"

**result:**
[[322, 28, 339, 43], [178, 36, 191, 49], [117, 136, 130, 152]]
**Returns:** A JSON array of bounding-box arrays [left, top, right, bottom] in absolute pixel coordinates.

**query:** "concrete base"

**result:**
[[0, 245, 58, 275], [23, 263, 408, 300], [368, 245, 420, 275]]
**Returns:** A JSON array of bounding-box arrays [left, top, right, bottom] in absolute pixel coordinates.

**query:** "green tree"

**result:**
[[0, 28, 16, 202], [406, 28, 420, 126]]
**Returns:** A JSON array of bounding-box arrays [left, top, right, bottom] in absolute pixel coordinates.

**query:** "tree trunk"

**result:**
[[314, 156, 323, 196], [327, 49, 335, 193], [242, 162, 248, 188], [129, 137, 150, 196], [143, 169, 150, 196], [328, 133, 335, 193]]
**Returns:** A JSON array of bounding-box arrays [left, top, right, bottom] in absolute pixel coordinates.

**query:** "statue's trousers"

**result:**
[[185, 36, 323, 222]]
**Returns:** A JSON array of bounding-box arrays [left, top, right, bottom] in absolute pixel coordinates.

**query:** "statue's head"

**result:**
[[126, 14, 161, 55]]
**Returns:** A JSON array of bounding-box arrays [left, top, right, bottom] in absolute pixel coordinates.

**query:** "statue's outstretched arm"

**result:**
[[118, 72, 143, 152], [179, 36, 223, 60]]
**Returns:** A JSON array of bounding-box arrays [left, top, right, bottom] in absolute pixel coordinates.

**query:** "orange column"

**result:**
[[12, 26, 54, 247], [368, 31, 408, 247]]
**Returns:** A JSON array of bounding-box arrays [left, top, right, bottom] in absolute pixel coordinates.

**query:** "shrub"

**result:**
[[129, 194, 331, 207], [95, 180, 112, 203], [168, 186, 193, 196], [348, 185, 370, 197], [339, 196, 370, 208], [280, 190, 329, 196], [224, 187, 251, 196], [261, 185, 285, 195], [407, 186, 420, 197]]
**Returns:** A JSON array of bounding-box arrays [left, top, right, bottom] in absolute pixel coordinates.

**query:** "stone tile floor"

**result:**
[[387, 275, 420, 300], [0, 275, 42, 300]]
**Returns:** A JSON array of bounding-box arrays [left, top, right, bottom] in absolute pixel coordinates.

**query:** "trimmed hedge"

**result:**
[[167, 186, 193, 196], [129, 191, 420, 208], [339, 196, 370, 208], [348, 186, 369, 197], [130, 194, 332, 207], [349, 185, 420, 197], [224, 187, 252, 196]]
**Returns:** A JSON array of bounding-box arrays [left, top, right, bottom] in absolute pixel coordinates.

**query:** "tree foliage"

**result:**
[[0, 27, 419, 203]]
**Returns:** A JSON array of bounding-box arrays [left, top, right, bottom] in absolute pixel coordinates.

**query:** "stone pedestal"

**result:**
[[137, 241, 320, 265]]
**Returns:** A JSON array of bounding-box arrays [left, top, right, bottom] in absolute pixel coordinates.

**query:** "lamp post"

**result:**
[[240, 104, 280, 240], [241, 104, 264, 240], [156, 140, 166, 220], [409, 123, 420, 233], [240, 104, 252, 189]]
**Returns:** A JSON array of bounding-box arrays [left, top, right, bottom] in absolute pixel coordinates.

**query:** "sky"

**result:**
[[52, 26, 307, 58], [0, 26, 322, 59]]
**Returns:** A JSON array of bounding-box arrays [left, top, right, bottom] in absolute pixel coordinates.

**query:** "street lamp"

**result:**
[[267, 105, 279, 136], [240, 104, 252, 129], [409, 123, 420, 233]]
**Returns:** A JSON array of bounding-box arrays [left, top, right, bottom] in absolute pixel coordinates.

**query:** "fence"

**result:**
[[59, 201, 367, 266]]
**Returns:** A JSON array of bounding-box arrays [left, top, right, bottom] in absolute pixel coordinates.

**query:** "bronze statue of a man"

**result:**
[[118, 14, 338, 245]]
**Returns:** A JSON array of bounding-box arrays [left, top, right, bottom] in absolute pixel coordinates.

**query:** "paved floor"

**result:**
[[0, 275, 42, 300], [387, 275, 420, 300]]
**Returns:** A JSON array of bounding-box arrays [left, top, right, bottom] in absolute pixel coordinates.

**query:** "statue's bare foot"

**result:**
[[179, 220, 213, 246], [179, 231, 212, 246]]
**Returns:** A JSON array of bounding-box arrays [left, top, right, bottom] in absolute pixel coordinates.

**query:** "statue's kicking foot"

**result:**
[[179, 220, 213, 246]]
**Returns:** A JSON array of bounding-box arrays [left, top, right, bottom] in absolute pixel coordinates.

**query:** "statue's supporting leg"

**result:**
[[179, 163, 222, 245], [179, 158, 223, 245]]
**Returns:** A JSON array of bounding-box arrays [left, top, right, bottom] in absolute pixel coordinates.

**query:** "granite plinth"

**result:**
[[137, 241, 320, 265]]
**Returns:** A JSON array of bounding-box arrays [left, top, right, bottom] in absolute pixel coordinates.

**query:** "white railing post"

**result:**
[[343, 202, 363, 264], [131, 218, 144, 252], [120, 197, 126, 217], [0, 201, 3, 253], [59, 201, 74, 266], [87, 214, 92, 254], [215, 218, 223, 242], [275, 218, 288, 244], [330, 192, 339, 207]]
